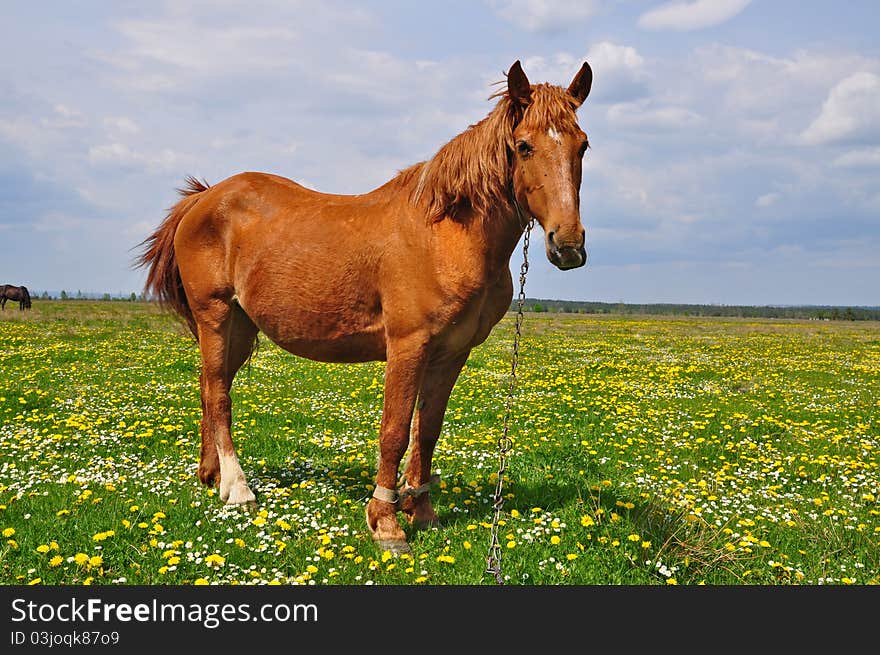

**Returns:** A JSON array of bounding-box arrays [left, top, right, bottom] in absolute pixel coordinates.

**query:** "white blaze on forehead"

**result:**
[[547, 126, 562, 143]]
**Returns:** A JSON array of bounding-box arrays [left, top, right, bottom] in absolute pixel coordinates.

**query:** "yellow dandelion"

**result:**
[[49, 555, 63, 567], [580, 515, 595, 527], [194, 578, 209, 585], [550, 535, 561, 545], [73, 553, 89, 566], [436, 554, 455, 564], [205, 554, 226, 567], [2, 527, 15, 538], [36, 544, 51, 554], [89, 555, 103, 568]]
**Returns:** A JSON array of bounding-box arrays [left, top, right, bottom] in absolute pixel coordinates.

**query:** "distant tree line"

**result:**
[[34, 290, 146, 302], [517, 298, 880, 321], [24, 291, 879, 321]]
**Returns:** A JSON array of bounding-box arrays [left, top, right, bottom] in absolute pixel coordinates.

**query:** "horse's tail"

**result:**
[[135, 176, 210, 338]]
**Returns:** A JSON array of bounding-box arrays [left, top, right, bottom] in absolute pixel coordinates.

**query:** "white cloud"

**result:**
[[489, 0, 600, 33], [103, 117, 140, 135], [833, 147, 880, 168], [587, 42, 644, 73], [523, 42, 648, 103], [106, 21, 298, 77], [606, 100, 702, 129], [638, 0, 751, 31], [88, 142, 189, 173], [40, 104, 87, 129], [756, 192, 781, 208], [800, 72, 880, 145], [685, 46, 880, 147]]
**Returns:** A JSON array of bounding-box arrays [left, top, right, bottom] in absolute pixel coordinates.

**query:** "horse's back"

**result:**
[[173, 171, 395, 361]]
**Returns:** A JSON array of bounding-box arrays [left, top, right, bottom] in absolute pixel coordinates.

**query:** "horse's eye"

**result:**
[[517, 141, 533, 158]]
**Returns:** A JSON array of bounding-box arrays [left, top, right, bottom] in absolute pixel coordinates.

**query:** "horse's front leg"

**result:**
[[399, 350, 470, 528], [366, 335, 427, 554]]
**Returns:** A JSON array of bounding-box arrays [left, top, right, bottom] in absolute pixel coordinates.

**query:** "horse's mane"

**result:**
[[409, 82, 582, 223]]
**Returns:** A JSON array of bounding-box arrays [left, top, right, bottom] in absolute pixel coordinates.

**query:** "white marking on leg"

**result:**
[[218, 449, 255, 505]]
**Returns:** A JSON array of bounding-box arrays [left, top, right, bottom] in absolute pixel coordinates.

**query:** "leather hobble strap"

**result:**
[[372, 485, 400, 507], [399, 473, 441, 500]]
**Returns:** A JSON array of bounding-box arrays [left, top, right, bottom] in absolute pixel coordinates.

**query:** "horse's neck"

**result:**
[[461, 204, 527, 278]]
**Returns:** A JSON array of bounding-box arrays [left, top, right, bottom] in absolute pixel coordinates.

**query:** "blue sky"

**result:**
[[2, 1, 878, 305]]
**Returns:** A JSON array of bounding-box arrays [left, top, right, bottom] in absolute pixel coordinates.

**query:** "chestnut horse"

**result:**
[[138, 60, 593, 554]]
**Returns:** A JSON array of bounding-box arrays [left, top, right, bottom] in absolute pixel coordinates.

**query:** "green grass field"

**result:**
[[1, 301, 877, 585]]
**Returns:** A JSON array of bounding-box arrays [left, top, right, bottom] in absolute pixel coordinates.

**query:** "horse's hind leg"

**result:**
[[195, 300, 258, 505]]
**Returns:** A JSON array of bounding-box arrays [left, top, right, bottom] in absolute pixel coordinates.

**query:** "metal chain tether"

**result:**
[[485, 216, 534, 584]]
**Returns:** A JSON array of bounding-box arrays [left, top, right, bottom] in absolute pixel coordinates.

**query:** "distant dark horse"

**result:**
[[0, 285, 32, 310]]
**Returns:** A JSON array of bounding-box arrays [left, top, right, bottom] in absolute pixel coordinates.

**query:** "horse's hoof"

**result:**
[[374, 539, 412, 556], [223, 483, 256, 506], [365, 506, 411, 555]]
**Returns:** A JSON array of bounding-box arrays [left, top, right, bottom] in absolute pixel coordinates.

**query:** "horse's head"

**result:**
[[507, 60, 592, 270]]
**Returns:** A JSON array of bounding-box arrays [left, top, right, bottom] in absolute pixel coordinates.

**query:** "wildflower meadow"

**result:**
[[1, 302, 877, 585]]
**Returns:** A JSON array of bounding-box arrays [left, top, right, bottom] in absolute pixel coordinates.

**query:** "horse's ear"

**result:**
[[507, 60, 532, 107], [567, 61, 592, 106]]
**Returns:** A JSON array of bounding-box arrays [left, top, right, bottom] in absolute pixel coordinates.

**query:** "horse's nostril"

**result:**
[[548, 231, 556, 245]]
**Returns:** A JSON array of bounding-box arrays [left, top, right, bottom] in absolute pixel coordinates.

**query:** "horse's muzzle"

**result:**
[[547, 243, 587, 270]]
